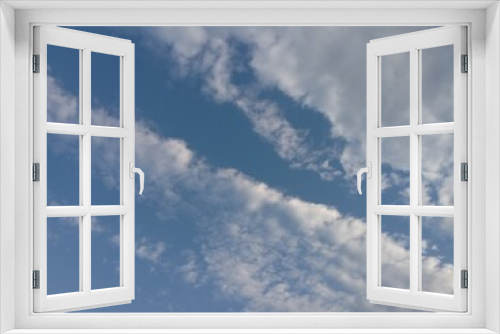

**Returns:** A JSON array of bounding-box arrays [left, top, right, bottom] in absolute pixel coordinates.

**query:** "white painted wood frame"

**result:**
[[32, 26, 135, 313], [0, 2, 496, 333], [16, 10, 483, 330], [0, 2, 16, 333], [366, 26, 467, 312]]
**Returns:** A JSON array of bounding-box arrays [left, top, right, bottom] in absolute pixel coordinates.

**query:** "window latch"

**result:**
[[357, 162, 372, 195], [129, 162, 144, 195]]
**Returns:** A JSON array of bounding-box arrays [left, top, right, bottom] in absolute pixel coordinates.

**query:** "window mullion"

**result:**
[[417, 47, 424, 293], [82, 47, 92, 294], [79, 48, 84, 293], [409, 47, 420, 294]]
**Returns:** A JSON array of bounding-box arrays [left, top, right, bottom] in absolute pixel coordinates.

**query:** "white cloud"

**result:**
[[421, 133, 454, 206], [128, 113, 454, 311], [178, 251, 204, 286], [136, 237, 167, 265], [47, 74, 79, 124], [143, 26, 455, 206], [91, 216, 106, 233], [144, 27, 341, 181]]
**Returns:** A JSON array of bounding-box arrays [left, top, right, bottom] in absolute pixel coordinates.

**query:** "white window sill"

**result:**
[[4, 329, 498, 334]]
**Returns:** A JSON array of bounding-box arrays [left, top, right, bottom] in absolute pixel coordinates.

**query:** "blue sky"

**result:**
[[45, 26, 455, 312]]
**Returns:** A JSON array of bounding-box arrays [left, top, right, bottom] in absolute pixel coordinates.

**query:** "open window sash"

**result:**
[[33, 26, 136, 313], [365, 26, 467, 312]]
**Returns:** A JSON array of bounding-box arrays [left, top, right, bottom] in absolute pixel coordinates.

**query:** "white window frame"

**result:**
[[366, 26, 468, 312], [33, 26, 136, 313], [0, 1, 499, 333]]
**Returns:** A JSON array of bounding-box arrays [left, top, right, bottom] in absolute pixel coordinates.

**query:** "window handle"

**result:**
[[357, 162, 371, 195], [129, 162, 145, 195]]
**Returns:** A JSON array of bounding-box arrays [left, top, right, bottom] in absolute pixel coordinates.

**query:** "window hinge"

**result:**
[[461, 270, 468, 289], [33, 163, 40, 182], [461, 54, 468, 73], [33, 54, 40, 73], [461, 162, 468, 181], [33, 270, 40, 289]]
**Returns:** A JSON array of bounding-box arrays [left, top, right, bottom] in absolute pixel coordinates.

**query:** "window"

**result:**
[[31, 25, 467, 314], [364, 26, 467, 312], [33, 26, 140, 312], [2, 2, 496, 333]]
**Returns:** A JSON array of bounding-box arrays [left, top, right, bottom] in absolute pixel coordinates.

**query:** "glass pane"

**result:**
[[381, 52, 410, 127], [421, 217, 454, 294], [421, 133, 454, 206], [47, 45, 80, 124], [47, 134, 79, 206], [47, 217, 80, 295], [380, 215, 410, 290], [421, 45, 454, 124], [91, 216, 121, 290], [381, 136, 410, 205], [91, 137, 120, 205], [91, 52, 120, 127]]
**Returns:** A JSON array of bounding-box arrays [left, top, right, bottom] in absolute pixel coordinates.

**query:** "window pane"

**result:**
[[381, 52, 410, 127], [381, 136, 410, 205], [421, 133, 454, 206], [91, 216, 121, 290], [91, 137, 121, 205], [421, 217, 454, 294], [47, 45, 80, 124], [47, 134, 80, 206], [421, 45, 454, 124], [47, 217, 80, 295], [91, 52, 120, 127], [380, 215, 410, 290]]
